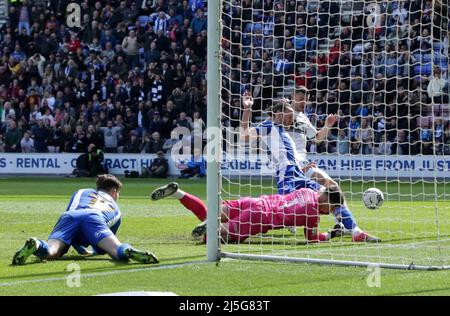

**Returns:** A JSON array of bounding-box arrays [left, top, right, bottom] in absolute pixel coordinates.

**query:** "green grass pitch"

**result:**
[[0, 177, 449, 296]]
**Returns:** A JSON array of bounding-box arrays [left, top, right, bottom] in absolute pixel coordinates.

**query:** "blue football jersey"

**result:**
[[65, 189, 121, 228]]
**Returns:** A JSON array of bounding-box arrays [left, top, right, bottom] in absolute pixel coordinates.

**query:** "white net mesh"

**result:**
[[216, 0, 450, 269]]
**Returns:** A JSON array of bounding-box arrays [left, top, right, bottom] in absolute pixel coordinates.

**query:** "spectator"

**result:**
[[294, 27, 307, 50], [190, 9, 207, 35], [5, 120, 23, 152], [150, 74, 165, 108], [123, 132, 141, 153], [178, 147, 205, 178], [175, 112, 192, 130], [189, 0, 205, 14], [0, 134, 5, 152], [375, 135, 392, 155], [427, 66, 448, 103], [392, 130, 411, 155], [163, 130, 180, 153], [140, 131, 164, 153], [20, 130, 35, 153], [145, 42, 161, 64], [28, 53, 46, 78], [190, 111, 205, 132], [148, 111, 162, 135], [160, 115, 174, 139], [17, 0, 31, 35], [350, 138, 361, 155], [143, 150, 169, 178], [69, 127, 89, 153], [434, 118, 445, 143], [153, 11, 170, 33], [348, 117, 360, 139], [355, 118, 374, 154], [86, 124, 104, 149], [336, 129, 350, 155], [1, 102, 16, 122], [443, 126, 450, 155], [122, 30, 141, 69], [11, 44, 26, 62], [99, 120, 123, 153], [72, 144, 108, 178]]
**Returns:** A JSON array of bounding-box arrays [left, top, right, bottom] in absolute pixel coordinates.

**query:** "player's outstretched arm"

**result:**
[[239, 91, 258, 142]]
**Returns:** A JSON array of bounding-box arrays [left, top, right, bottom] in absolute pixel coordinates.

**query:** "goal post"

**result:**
[[207, 0, 450, 269], [206, 0, 222, 262]]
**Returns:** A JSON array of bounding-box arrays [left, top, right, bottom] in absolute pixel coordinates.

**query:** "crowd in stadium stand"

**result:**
[[0, 0, 449, 157], [221, 0, 450, 156], [0, 0, 207, 155]]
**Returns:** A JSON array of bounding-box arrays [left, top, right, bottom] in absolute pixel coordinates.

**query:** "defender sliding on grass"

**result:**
[[12, 174, 158, 265], [151, 182, 345, 243]]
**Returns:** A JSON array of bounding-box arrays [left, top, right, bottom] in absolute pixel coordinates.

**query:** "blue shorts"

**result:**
[[48, 209, 114, 247]]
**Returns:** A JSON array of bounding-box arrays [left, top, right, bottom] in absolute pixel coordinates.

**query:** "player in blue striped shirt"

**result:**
[[12, 174, 158, 265]]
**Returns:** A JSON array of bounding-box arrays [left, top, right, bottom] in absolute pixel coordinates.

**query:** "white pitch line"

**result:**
[[0, 260, 210, 287]]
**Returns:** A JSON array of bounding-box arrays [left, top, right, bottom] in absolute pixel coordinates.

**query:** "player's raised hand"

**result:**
[[325, 114, 338, 127], [242, 91, 253, 109]]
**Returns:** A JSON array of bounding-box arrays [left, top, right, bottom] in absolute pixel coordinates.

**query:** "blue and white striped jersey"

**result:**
[[255, 119, 306, 183], [65, 189, 121, 228]]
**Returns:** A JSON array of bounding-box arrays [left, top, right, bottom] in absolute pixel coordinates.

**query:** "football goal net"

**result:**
[[206, 0, 450, 270]]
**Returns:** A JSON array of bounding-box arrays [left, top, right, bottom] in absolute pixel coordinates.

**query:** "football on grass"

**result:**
[[363, 188, 384, 209]]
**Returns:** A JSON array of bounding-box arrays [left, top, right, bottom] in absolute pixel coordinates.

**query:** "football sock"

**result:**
[[34, 239, 49, 259], [179, 193, 207, 221], [116, 243, 132, 260], [172, 189, 185, 199], [351, 227, 363, 236]]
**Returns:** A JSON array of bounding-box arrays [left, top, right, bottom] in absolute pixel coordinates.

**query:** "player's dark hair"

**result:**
[[96, 174, 122, 193], [266, 100, 290, 117], [324, 185, 344, 206]]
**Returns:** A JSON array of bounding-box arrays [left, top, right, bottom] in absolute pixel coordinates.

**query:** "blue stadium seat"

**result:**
[[137, 15, 150, 27], [414, 63, 432, 76]]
